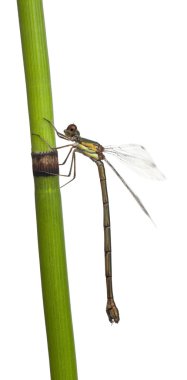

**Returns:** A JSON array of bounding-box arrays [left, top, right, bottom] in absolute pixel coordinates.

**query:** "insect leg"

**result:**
[[59, 146, 74, 165], [60, 151, 76, 188], [32, 132, 75, 150], [32, 132, 54, 150], [43, 117, 66, 139]]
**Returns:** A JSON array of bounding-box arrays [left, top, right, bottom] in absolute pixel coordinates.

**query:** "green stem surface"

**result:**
[[17, 1, 78, 379]]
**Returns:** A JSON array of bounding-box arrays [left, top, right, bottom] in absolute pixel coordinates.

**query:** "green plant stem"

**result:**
[[17, 1, 78, 379]]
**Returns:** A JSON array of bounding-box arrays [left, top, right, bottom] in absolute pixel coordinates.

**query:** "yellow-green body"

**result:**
[[76, 138, 104, 161]]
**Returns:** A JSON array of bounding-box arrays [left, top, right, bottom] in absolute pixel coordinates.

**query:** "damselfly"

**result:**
[[33, 119, 164, 323]]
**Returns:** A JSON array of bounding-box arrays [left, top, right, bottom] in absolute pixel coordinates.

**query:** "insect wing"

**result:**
[[104, 144, 164, 180]]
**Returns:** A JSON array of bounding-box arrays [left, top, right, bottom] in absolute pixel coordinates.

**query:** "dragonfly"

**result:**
[[33, 119, 164, 323]]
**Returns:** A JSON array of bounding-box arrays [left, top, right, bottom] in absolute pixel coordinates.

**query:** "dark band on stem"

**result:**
[[32, 151, 59, 176]]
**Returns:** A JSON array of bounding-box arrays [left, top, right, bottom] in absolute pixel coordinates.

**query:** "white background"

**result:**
[[0, 1, 187, 379]]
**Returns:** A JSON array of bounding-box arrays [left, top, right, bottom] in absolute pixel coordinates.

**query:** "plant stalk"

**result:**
[[17, 1, 78, 379]]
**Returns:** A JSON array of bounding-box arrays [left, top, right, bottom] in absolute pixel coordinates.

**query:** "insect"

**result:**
[[33, 119, 164, 323]]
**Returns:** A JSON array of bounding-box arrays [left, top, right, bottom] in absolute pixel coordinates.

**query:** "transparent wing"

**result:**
[[104, 158, 154, 223], [104, 144, 164, 180]]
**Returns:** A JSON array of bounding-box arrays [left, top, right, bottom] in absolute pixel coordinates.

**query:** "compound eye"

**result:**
[[67, 124, 77, 132]]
